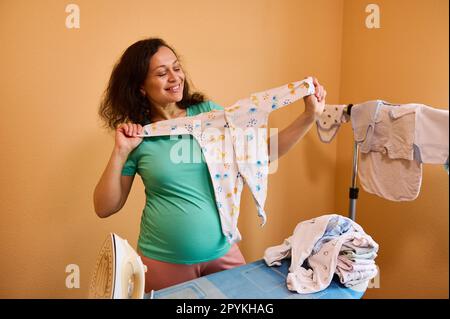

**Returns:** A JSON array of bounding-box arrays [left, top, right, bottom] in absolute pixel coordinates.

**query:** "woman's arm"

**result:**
[[93, 148, 135, 218], [93, 123, 143, 218], [268, 77, 326, 162]]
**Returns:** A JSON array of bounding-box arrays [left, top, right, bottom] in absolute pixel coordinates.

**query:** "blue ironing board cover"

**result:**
[[146, 259, 366, 299]]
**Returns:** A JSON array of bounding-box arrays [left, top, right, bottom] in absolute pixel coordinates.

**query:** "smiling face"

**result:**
[[141, 46, 185, 107]]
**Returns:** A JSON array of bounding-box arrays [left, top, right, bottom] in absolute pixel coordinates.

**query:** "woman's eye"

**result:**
[[157, 73, 166, 77]]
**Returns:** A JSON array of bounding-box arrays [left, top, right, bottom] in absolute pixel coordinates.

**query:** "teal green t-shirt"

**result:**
[[122, 101, 231, 264]]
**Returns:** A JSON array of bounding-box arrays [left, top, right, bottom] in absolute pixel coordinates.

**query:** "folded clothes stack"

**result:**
[[263, 214, 379, 294], [336, 237, 378, 287]]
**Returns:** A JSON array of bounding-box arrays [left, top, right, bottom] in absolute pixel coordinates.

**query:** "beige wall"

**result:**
[[336, 0, 449, 298], [0, 0, 343, 298], [0, 0, 447, 299]]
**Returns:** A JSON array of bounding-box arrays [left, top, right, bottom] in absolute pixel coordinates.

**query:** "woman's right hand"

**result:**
[[114, 123, 144, 154]]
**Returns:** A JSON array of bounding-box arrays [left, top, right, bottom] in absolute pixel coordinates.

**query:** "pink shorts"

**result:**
[[138, 244, 246, 293]]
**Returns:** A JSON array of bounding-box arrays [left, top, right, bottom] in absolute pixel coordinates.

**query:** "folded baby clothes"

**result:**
[[263, 214, 379, 294]]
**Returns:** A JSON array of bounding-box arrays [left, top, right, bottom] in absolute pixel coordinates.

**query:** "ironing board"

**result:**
[[144, 258, 367, 299]]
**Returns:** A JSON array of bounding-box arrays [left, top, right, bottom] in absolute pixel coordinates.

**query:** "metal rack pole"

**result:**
[[349, 141, 360, 221]]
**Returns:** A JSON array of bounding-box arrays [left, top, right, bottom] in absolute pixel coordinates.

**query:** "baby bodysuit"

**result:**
[[138, 77, 316, 243]]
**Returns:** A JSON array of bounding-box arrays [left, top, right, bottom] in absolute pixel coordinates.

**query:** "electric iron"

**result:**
[[89, 233, 147, 299]]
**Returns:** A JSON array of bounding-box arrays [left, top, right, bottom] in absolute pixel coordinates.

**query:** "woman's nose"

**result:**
[[167, 69, 177, 81]]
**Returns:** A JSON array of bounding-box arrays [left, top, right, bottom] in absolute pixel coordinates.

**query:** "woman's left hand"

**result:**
[[303, 77, 326, 119]]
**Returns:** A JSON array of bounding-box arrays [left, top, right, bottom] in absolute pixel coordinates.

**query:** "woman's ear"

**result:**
[[140, 88, 146, 96]]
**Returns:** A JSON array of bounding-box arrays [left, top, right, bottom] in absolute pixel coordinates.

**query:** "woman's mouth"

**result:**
[[166, 84, 182, 93]]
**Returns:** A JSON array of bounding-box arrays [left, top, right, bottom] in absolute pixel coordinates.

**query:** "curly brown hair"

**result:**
[[99, 38, 205, 130]]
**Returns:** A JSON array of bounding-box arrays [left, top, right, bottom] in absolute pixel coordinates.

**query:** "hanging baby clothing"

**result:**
[[351, 100, 449, 201], [316, 104, 350, 143], [137, 77, 316, 244]]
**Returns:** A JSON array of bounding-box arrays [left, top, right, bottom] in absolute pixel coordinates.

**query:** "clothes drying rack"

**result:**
[[344, 104, 360, 221]]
